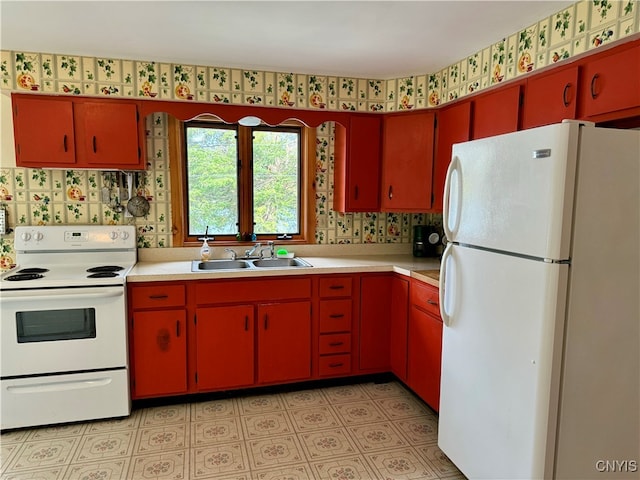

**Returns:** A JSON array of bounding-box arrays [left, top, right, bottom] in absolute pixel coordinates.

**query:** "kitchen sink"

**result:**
[[191, 257, 312, 272], [191, 259, 252, 271], [251, 258, 312, 268]]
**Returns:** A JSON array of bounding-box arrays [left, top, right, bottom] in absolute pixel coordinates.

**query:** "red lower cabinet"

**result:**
[[195, 305, 254, 390], [359, 275, 392, 372], [131, 309, 187, 398], [389, 275, 409, 382], [257, 301, 312, 384], [407, 280, 443, 411]]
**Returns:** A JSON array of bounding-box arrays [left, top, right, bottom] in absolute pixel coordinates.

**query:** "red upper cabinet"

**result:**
[[381, 110, 436, 212], [522, 65, 579, 129], [74, 101, 144, 169], [11, 93, 146, 170], [432, 102, 471, 212], [578, 42, 640, 120], [12, 95, 76, 167], [334, 115, 382, 212], [471, 84, 522, 140]]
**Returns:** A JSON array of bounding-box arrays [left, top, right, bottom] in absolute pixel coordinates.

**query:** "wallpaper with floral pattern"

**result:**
[[0, 0, 637, 266]]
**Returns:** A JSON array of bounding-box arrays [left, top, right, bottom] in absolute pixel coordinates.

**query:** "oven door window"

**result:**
[[16, 308, 97, 343]]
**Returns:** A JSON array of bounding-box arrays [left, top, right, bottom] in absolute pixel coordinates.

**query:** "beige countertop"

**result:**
[[128, 251, 441, 287]]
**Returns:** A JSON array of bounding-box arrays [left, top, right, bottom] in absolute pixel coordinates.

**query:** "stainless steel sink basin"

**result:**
[[191, 259, 251, 271], [251, 258, 312, 268], [191, 257, 312, 272]]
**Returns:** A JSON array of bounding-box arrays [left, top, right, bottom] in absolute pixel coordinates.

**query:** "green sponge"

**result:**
[[276, 249, 288, 255]]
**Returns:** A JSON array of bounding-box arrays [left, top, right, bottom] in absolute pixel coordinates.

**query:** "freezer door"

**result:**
[[443, 122, 580, 260], [438, 243, 568, 479]]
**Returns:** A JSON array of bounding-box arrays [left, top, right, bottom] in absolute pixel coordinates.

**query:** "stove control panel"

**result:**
[[14, 225, 136, 251]]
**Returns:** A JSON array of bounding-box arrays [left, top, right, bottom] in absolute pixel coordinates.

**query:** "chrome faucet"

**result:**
[[244, 242, 261, 258], [260, 241, 275, 259], [224, 248, 237, 260]]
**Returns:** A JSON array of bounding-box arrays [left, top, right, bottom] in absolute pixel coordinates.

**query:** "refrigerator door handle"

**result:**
[[443, 155, 462, 240], [440, 242, 453, 326]]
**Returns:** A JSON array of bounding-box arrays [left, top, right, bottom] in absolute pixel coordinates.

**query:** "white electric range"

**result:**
[[0, 225, 137, 430]]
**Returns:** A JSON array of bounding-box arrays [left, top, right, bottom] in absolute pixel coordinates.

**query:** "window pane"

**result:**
[[186, 126, 238, 236], [253, 130, 300, 234]]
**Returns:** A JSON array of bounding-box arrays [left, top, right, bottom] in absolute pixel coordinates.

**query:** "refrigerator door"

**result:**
[[443, 122, 581, 261], [438, 243, 568, 479]]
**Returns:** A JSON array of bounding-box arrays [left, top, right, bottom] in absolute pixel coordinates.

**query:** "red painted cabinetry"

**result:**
[[359, 274, 391, 372], [129, 282, 188, 398], [381, 111, 436, 212], [389, 275, 409, 382], [471, 84, 522, 140], [407, 279, 443, 411], [522, 66, 579, 129], [12, 93, 145, 169], [334, 115, 382, 212]]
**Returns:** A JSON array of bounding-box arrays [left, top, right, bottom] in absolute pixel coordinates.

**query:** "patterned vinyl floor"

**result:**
[[0, 380, 466, 479]]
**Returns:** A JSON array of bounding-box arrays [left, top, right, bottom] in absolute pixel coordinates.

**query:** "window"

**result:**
[[169, 116, 315, 246]]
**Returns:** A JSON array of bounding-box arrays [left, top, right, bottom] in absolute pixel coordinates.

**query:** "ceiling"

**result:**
[[1, 0, 575, 79]]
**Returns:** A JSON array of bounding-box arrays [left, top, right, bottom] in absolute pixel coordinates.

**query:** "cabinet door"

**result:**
[[12, 94, 76, 167], [196, 305, 254, 390], [74, 101, 142, 168], [579, 45, 640, 118], [389, 275, 409, 381], [257, 301, 311, 384], [381, 111, 435, 212], [359, 275, 391, 371], [432, 102, 471, 212], [407, 306, 443, 411], [132, 309, 187, 398], [334, 115, 381, 212], [522, 66, 578, 129], [472, 84, 521, 140]]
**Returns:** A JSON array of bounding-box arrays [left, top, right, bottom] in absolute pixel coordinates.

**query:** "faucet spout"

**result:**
[[245, 242, 261, 258]]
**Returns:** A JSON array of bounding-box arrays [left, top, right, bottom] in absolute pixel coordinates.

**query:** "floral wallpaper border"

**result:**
[[0, 0, 637, 267]]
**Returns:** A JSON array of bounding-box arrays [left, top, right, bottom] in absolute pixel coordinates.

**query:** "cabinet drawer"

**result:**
[[318, 354, 352, 376], [319, 333, 351, 355], [410, 280, 440, 317], [319, 276, 353, 297], [131, 284, 186, 309], [319, 299, 352, 333]]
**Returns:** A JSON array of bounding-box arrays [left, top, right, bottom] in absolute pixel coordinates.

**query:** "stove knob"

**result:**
[[109, 231, 119, 240], [120, 231, 130, 240], [34, 232, 44, 241], [20, 232, 31, 241]]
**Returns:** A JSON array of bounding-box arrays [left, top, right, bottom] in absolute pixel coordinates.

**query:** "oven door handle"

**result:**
[[1, 288, 124, 301]]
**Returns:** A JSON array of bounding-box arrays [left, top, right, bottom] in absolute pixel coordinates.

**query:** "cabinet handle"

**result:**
[[244, 315, 249, 331], [354, 185, 359, 200], [388, 185, 393, 199], [562, 83, 571, 107], [264, 314, 269, 330], [149, 294, 169, 300], [92, 136, 97, 153], [176, 320, 181, 337], [63, 134, 68, 152], [590, 74, 599, 99], [329, 362, 344, 368], [329, 341, 344, 347], [329, 285, 344, 290], [329, 313, 345, 318], [427, 299, 438, 306]]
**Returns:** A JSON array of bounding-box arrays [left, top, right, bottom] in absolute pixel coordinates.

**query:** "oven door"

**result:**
[[1, 286, 127, 377]]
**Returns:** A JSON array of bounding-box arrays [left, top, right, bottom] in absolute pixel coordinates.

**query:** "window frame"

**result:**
[[168, 115, 316, 247]]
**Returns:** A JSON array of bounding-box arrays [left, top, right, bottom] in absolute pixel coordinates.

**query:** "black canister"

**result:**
[[413, 225, 440, 257]]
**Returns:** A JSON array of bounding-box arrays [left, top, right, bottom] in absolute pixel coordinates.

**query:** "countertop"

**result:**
[[128, 254, 441, 287]]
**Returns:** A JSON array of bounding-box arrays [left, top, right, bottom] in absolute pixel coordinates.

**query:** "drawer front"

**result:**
[[319, 299, 352, 333], [319, 276, 353, 298], [318, 354, 352, 376], [196, 278, 311, 304], [319, 333, 351, 355], [131, 284, 186, 309], [411, 280, 440, 317]]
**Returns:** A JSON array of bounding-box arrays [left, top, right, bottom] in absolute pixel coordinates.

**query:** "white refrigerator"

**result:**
[[438, 121, 639, 480]]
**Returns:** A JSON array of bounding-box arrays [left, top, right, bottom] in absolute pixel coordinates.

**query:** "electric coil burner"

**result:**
[[1, 225, 137, 430]]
